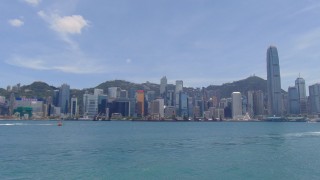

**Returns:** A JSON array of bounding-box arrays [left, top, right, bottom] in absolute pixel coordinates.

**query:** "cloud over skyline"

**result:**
[[1, 1, 320, 89], [8, 18, 24, 27], [23, 0, 41, 6]]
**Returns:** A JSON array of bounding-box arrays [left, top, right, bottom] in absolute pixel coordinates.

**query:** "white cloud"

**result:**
[[24, 0, 41, 6], [38, 11, 88, 35], [6, 54, 108, 74], [8, 19, 24, 27], [53, 15, 88, 34]]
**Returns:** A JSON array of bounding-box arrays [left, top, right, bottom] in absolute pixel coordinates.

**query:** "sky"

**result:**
[[1, 0, 320, 90]]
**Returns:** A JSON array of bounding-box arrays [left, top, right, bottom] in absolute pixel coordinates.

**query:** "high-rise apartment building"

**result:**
[[266, 46, 282, 116]]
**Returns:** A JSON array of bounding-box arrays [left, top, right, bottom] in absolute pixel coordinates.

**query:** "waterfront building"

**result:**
[[247, 91, 254, 117], [70, 96, 78, 118], [309, 83, 320, 115], [242, 95, 247, 115], [266, 46, 282, 116], [14, 98, 44, 118], [136, 90, 145, 117], [288, 87, 300, 115], [164, 106, 176, 119], [98, 94, 108, 115], [196, 99, 204, 117], [232, 92, 242, 120], [58, 84, 70, 114], [83, 91, 98, 119], [253, 90, 265, 116], [108, 99, 130, 118], [179, 92, 188, 118], [193, 106, 201, 118], [295, 77, 307, 114], [149, 98, 164, 119]]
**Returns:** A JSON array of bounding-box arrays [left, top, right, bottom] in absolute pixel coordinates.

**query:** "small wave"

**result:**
[[285, 132, 320, 137], [0, 123, 55, 126]]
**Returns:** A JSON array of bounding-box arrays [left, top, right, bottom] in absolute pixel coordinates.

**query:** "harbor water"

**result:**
[[1, 121, 320, 179]]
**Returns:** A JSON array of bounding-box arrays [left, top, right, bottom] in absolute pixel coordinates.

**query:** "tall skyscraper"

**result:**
[[288, 87, 300, 115], [160, 76, 167, 96], [70, 96, 78, 118], [175, 80, 183, 93], [83, 93, 98, 118], [267, 46, 282, 116], [58, 84, 70, 114], [295, 77, 307, 114], [253, 90, 264, 116], [309, 83, 320, 115], [232, 92, 242, 120], [247, 91, 254, 117], [175, 80, 183, 114], [136, 90, 145, 117]]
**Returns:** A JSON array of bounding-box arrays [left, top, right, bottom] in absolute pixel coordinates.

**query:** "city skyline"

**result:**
[[1, 1, 320, 89]]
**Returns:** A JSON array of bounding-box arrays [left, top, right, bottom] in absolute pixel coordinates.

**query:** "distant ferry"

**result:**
[[263, 116, 286, 122]]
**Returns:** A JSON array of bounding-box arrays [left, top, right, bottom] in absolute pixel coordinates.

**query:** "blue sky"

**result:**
[[1, 0, 320, 90]]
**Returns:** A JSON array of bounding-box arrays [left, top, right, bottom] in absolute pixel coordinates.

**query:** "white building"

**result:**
[[83, 93, 98, 118], [108, 87, 118, 99], [232, 92, 243, 120], [150, 99, 164, 119], [94, 89, 104, 96]]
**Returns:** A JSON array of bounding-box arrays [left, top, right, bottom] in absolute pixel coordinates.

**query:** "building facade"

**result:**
[[232, 92, 242, 120], [266, 46, 282, 116]]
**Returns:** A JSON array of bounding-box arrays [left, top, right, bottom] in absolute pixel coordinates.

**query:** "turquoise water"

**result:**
[[1, 121, 320, 179]]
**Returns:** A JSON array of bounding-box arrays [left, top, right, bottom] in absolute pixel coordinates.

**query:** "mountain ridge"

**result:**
[[1, 76, 272, 100]]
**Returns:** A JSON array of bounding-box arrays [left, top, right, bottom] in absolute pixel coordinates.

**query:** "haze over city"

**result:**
[[1, 0, 320, 89]]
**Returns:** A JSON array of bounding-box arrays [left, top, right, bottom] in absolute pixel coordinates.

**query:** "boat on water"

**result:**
[[263, 116, 286, 122]]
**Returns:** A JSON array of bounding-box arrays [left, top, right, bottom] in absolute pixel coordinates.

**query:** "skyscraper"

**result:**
[[266, 46, 282, 116], [309, 83, 320, 115], [295, 77, 307, 114], [232, 92, 242, 120], [288, 87, 300, 115], [175, 80, 183, 93], [160, 76, 167, 96], [70, 96, 78, 118], [136, 90, 145, 117], [58, 84, 70, 114]]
